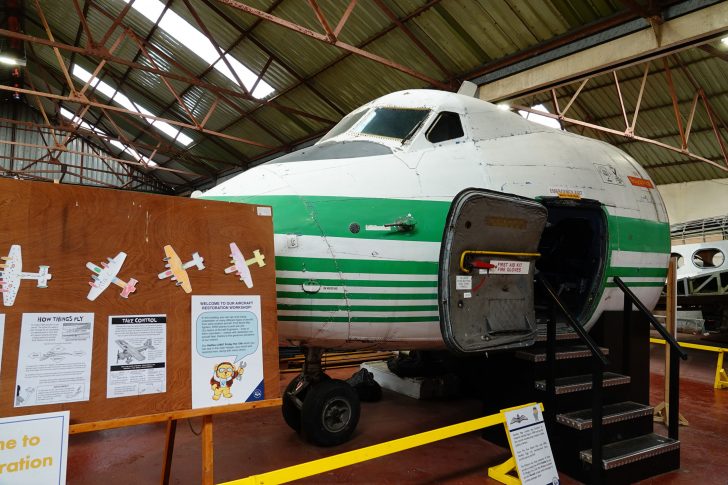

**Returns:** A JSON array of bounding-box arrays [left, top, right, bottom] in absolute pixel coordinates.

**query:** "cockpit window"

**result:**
[[354, 108, 430, 140], [426, 112, 464, 143], [320, 109, 368, 142]]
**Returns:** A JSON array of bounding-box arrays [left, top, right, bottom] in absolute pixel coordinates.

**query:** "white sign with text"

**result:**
[[503, 404, 559, 485], [480, 260, 530, 275], [0, 410, 69, 485]]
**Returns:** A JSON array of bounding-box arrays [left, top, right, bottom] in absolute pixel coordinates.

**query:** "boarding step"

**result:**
[[535, 323, 579, 342], [516, 345, 609, 363], [535, 372, 630, 394], [557, 401, 653, 430], [580, 433, 680, 470]]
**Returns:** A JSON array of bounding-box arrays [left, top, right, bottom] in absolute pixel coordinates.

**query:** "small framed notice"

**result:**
[[502, 403, 559, 485], [0, 410, 69, 484]]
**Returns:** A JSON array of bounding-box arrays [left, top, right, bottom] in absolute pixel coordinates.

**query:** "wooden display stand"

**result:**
[[653, 256, 688, 427], [0, 178, 281, 484]]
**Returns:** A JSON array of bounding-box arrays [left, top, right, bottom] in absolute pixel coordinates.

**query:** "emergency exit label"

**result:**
[[480, 260, 530, 275]]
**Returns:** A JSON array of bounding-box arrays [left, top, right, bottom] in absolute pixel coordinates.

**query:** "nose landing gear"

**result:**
[[282, 348, 361, 446]]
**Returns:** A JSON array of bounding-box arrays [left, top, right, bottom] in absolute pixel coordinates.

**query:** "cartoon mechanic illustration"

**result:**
[[210, 361, 246, 400]]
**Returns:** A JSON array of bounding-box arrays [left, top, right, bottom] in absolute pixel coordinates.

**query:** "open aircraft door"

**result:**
[[440, 189, 547, 353]]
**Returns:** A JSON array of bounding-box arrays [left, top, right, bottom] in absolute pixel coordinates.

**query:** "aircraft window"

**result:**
[[692, 248, 725, 268], [426, 112, 464, 143], [354, 108, 430, 140], [320, 110, 368, 142]]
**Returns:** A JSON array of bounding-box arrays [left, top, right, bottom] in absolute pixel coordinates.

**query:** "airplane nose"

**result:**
[[205, 164, 294, 198]]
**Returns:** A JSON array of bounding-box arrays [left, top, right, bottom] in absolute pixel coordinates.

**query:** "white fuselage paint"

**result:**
[[204, 90, 670, 350]]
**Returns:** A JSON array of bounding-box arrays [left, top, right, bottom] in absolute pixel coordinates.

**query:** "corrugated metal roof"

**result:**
[[3, 0, 725, 192], [520, 43, 728, 185]]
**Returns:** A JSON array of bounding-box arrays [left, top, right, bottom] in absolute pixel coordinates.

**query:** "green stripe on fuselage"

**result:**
[[278, 304, 439, 311], [276, 277, 438, 287], [276, 292, 437, 300], [205, 195, 451, 242], [276, 256, 438, 275], [277, 315, 439, 323], [210, 195, 668, 327], [607, 267, 667, 277], [607, 214, 670, 253], [208, 195, 669, 254]]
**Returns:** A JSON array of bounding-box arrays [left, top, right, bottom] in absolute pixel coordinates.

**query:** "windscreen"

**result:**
[[355, 108, 430, 139], [319, 109, 368, 142]]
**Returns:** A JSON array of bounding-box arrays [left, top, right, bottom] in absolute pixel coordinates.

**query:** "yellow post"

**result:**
[[716, 351, 728, 389]]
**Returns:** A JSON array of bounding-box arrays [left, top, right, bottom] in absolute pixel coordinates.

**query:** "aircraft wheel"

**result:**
[[282, 375, 305, 432], [301, 379, 360, 447]]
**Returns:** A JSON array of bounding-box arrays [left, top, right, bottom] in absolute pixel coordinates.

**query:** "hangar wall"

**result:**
[[0, 103, 161, 192], [658, 179, 728, 224]]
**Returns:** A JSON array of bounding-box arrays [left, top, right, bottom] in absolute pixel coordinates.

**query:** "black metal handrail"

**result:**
[[613, 276, 687, 441], [612, 277, 687, 359], [536, 273, 608, 485]]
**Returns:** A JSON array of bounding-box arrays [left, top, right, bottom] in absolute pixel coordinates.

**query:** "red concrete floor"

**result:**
[[67, 350, 728, 485]]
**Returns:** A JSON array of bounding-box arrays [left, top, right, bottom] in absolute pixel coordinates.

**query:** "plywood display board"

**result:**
[[0, 178, 279, 425]]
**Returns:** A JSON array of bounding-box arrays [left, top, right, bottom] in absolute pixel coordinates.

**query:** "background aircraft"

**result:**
[[201, 88, 669, 446], [224, 242, 266, 288], [157, 245, 205, 293], [86, 252, 138, 301], [0, 244, 51, 307]]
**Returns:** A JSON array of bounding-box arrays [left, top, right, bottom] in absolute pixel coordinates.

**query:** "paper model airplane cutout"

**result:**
[[86, 252, 138, 301], [224, 243, 265, 288], [157, 245, 205, 293], [0, 244, 52, 307], [116, 338, 154, 364]]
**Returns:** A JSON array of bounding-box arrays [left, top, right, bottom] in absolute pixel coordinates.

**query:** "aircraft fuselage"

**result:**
[[203, 90, 670, 350]]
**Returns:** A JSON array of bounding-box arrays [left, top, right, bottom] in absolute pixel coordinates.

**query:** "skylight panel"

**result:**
[[122, 0, 274, 99], [60, 107, 158, 167], [519, 104, 563, 130], [72, 64, 193, 146]]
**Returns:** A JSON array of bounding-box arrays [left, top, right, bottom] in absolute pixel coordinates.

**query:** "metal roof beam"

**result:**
[[200, 0, 347, 118], [0, 22, 335, 125], [19, 19, 263, 171], [215, 0, 451, 90], [513, 102, 728, 174], [204, 0, 448, 151], [478, 1, 728, 102]]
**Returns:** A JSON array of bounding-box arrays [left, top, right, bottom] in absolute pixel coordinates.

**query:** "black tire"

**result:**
[[301, 379, 360, 447], [282, 375, 304, 432]]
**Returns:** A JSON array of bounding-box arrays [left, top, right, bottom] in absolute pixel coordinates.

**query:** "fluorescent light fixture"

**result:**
[[72, 64, 192, 146], [122, 0, 274, 98], [722, 36, 728, 45], [518, 104, 563, 130], [496, 103, 511, 111], [60, 107, 158, 167], [0, 55, 26, 66]]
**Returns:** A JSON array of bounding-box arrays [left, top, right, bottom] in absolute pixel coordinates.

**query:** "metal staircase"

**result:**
[[519, 275, 688, 484]]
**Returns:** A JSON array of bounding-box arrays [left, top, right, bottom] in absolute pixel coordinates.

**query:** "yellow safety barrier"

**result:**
[[650, 337, 728, 389], [219, 404, 544, 485]]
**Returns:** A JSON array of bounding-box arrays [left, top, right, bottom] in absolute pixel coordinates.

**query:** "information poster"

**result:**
[[106, 315, 167, 399], [0, 410, 69, 485], [14, 313, 94, 407], [503, 403, 559, 485], [191, 296, 264, 409], [0, 314, 4, 375]]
